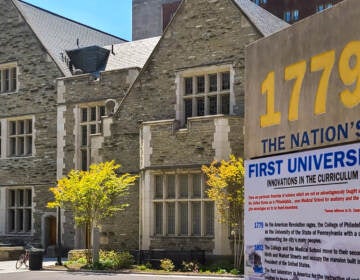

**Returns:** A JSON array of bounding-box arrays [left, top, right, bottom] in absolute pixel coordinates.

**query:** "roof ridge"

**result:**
[[15, 0, 128, 42], [232, 0, 290, 37], [104, 36, 162, 48], [11, 0, 126, 76]]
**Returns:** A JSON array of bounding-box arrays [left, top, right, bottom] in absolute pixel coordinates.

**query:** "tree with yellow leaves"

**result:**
[[202, 155, 245, 269], [48, 160, 138, 264]]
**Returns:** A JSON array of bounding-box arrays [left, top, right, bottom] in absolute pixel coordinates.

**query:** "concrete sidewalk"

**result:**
[[0, 258, 66, 274]]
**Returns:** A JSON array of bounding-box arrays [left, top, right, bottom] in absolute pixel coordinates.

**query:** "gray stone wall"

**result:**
[[97, 186, 139, 251], [58, 68, 140, 250], [150, 236, 214, 252], [58, 68, 139, 175], [144, 116, 243, 168], [0, 0, 63, 244], [103, 0, 262, 252], [106, 0, 261, 171]]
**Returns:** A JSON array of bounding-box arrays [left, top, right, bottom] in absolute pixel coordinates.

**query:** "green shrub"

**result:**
[[217, 268, 227, 274], [182, 261, 199, 272], [137, 264, 147, 271], [89, 261, 105, 270], [230, 268, 240, 275], [206, 260, 233, 272], [67, 249, 134, 270], [77, 257, 87, 264], [68, 249, 91, 262], [99, 250, 134, 269], [160, 258, 175, 272], [145, 262, 152, 269], [65, 256, 87, 266]]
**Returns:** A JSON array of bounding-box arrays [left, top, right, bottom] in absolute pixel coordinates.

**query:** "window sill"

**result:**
[[3, 155, 35, 159], [2, 233, 33, 237], [0, 90, 18, 95]]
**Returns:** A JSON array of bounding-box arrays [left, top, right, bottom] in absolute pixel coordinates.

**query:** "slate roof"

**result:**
[[233, 0, 290, 36], [12, 0, 126, 76], [104, 37, 161, 71]]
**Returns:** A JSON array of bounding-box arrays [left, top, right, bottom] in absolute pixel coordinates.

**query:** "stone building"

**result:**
[[1, 0, 290, 262], [0, 0, 125, 251], [98, 0, 289, 259], [56, 37, 160, 250]]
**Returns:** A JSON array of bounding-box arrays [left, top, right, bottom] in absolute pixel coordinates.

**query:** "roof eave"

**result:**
[[11, 0, 68, 76]]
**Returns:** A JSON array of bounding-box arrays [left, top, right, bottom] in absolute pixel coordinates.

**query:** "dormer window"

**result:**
[[66, 46, 110, 76], [0, 63, 17, 93]]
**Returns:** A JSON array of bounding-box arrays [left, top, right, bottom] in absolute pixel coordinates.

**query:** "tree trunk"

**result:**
[[85, 222, 92, 264], [92, 227, 100, 263]]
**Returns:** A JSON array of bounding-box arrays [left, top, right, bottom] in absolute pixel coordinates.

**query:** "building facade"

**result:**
[[102, 0, 288, 258], [56, 37, 159, 250], [251, 0, 343, 23], [1, 0, 290, 262], [133, 0, 343, 41], [0, 0, 124, 253]]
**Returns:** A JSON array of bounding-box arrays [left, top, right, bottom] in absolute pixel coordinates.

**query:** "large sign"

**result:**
[[245, 0, 360, 159], [245, 143, 360, 279], [244, 1, 360, 279]]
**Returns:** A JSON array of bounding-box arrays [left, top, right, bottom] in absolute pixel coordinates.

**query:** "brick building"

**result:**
[[133, 0, 343, 41], [251, 0, 343, 23]]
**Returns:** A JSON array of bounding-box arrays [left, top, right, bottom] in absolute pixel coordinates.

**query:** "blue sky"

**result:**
[[25, 0, 132, 41]]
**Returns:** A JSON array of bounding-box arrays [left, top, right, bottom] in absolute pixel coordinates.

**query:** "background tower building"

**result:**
[[250, 0, 343, 23], [132, 0, 180, 40], [133, 0, 344, 41]]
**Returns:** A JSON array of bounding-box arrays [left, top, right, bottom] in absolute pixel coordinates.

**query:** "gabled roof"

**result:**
[[233, 0, 290, 36], [104, 37, 161, 71], [12, 0, 126, 76], [62, 37, 160, 75]]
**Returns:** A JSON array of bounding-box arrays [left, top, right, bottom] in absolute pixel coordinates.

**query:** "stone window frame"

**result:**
[[1, 116, 35, 159], [176, 64, 235, 127], [151, 171, 215, 237], [6, 187, 33, 234], [8, 118, 33, 157], [78, 103, 106, 171], [0, 62, 18, 94]]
